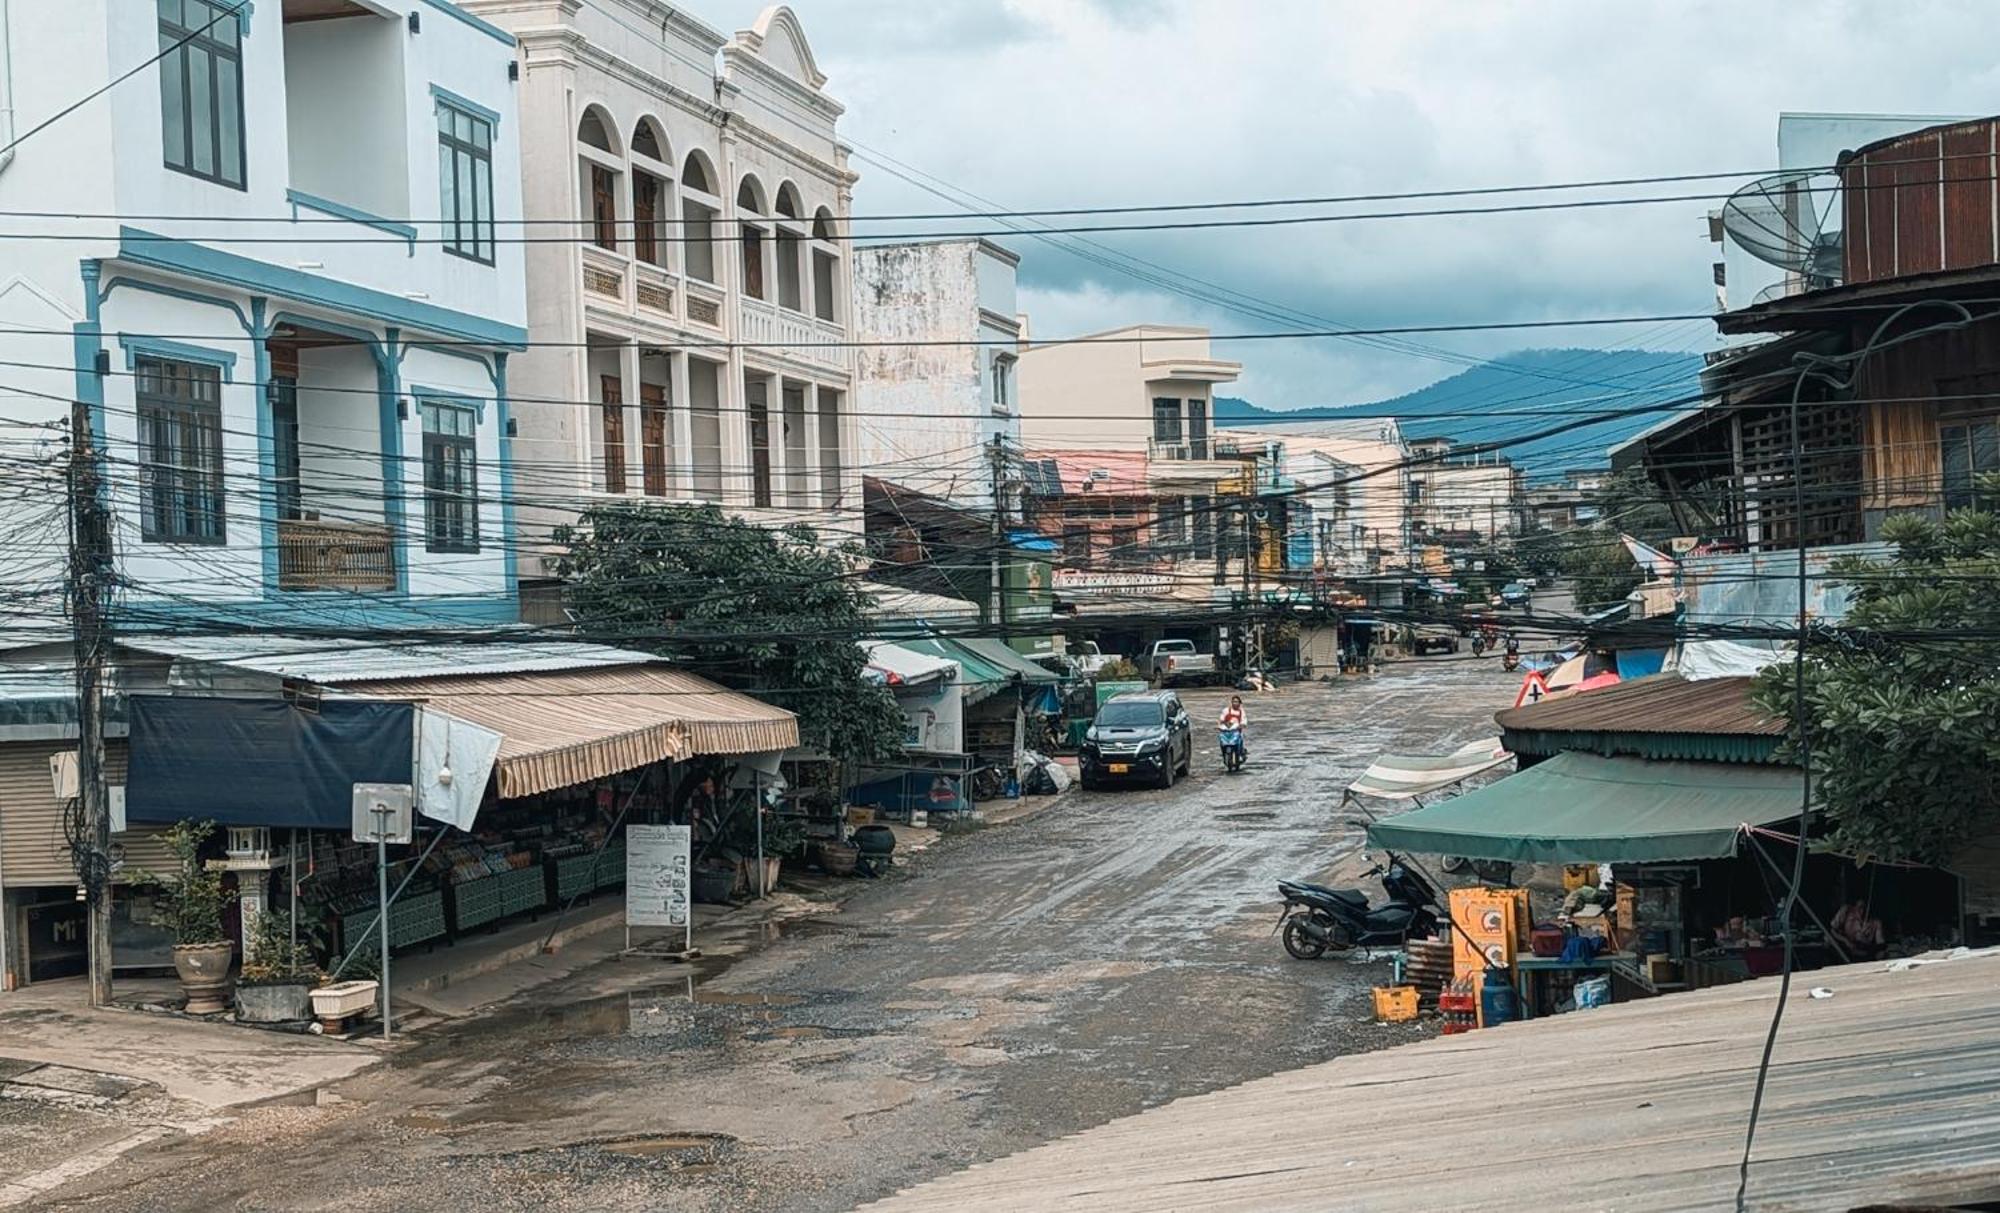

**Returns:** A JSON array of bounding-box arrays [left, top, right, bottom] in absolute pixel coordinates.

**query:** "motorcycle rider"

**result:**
[[1218, 695, 1247, 764], [1471, 631, 1487, 657]]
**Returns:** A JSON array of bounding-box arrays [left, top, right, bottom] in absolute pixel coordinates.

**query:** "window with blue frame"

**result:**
[[136, 357, 227, 544], [158, 0, 246, 190], [436, 98, 495, 264], [421, 400, 479, 552]]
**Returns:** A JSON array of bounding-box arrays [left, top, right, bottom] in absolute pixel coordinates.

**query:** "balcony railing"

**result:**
[[739, 296, 849, 373], [581, 245, 627, 306], [277, 519, 395, 592], [684, 280, 724, 328], [633, 262, 676, 318]]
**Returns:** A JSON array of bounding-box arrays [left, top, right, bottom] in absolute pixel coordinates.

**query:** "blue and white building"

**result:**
[[0, 0, 529, 632]]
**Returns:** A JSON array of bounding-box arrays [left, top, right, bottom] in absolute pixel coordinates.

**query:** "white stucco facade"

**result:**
[[1224, 420, 1411, 574], [850, 238, 1022, 511], [463, 1, 860, 569], [0, 0, 528, 632]]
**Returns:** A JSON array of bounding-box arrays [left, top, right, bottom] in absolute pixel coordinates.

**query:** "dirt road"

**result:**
[[33, 659, 1516, 1212]]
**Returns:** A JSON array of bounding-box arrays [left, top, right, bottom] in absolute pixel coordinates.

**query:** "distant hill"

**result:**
[[1214, 348, 1702, 480]]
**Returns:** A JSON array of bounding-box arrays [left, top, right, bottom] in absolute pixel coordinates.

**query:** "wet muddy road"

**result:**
[[42, 661, 1515, 1212]]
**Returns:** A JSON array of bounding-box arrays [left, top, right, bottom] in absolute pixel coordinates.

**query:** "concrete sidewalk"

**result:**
[[0, 989, 375, 1110]]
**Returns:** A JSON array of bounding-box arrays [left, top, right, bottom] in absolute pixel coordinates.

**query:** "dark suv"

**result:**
[[1079, 691, 1193, 790]]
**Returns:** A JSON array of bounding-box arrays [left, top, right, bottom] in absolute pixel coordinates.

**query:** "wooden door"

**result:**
[[600, 374, 626, 493]]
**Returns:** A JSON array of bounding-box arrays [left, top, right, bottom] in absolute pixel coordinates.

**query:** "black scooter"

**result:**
[[1276, 853, 1441, 959]]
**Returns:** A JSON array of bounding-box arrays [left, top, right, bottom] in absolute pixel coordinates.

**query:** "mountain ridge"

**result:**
[[1214, 348, 1702, 479]]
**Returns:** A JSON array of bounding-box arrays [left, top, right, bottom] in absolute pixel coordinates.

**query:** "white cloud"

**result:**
[[708, 0, 2000, 405]]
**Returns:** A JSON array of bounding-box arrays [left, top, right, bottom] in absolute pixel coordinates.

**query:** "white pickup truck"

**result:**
[[1072, 641, 1123, 676], [1138, 639, 1216, 686]]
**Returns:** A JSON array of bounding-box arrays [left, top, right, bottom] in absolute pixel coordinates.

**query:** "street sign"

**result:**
[[351, 783, 413, 844]]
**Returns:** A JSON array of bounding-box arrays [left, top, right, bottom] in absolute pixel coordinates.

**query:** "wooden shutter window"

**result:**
[[600, 374, 626, 494], [641, 383, 668, 497]]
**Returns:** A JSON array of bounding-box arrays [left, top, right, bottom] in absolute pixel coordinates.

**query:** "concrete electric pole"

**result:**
[[69, 398, 115, 1007]]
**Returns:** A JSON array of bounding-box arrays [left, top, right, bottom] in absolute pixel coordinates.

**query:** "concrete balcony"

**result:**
[[739, 296, 849, 374], [633, 262, 677, 320], [684, 280, 725, 329], [581, 245, 628, 310], [277, 520, 395, 592], [1145, 438, 1250, 492]]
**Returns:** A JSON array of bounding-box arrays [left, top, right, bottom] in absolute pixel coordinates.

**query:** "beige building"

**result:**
[[1016, 324, 1248, 500]]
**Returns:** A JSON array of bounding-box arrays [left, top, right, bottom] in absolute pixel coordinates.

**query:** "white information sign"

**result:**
[[626, 824, 692, 931]]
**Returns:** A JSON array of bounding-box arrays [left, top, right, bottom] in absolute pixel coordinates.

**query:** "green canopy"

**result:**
[[1363, 752, 1804, 864], [897, 637, 1009, 706]]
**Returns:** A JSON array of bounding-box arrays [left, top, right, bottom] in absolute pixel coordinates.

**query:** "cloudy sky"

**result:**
[[708, 1, 2000, 408]]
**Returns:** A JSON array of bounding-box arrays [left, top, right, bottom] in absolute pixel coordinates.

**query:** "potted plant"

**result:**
[[312, 946, 382, 1028], [134, 819, 238, 1015], [236, 907, 321, 1024]]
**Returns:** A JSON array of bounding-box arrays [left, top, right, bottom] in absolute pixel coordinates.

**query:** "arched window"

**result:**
[[577, 107, 617, 154], [737, 176, 767, 299], [681, 151, 712, 194], [810, 208, 839, 322], [631, 117, 665, 162], [774, 181, 802, 220], [681, 152, 719, 283]]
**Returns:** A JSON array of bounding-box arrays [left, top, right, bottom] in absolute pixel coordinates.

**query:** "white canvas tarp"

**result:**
[[414, 708, 503, 831], [1345, 739, 1512, 801]]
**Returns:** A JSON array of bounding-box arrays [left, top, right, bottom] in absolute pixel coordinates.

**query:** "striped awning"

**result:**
[[346, 665, 798, 799], [1345, 739, 1512, 801]]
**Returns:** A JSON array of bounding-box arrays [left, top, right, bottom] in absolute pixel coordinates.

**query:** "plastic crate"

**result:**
[[1372, 985, 1420, 1023]]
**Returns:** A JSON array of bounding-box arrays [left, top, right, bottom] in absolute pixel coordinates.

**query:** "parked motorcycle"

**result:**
[[1276, 853, 1440, 959], [1219, 725, 1246, 774]]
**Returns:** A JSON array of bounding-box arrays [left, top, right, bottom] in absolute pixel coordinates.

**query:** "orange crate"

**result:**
[[1372, 985, 1420, 1023]]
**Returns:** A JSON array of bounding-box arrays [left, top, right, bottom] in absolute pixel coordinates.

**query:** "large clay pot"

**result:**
[[816, 841, 859, 877], [173, 942, 236, 1015], [236, 981, 313, 1024], [853, 825, 897, 856]]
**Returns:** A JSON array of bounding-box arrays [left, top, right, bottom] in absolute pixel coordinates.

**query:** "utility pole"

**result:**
[[988, 434, 1007, 636], [1241, 498, 1256, 678], [68, 398, 114, 1007]]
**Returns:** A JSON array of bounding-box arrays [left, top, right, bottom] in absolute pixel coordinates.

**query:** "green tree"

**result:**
[[1561, 530, 1643, 609], [1756, 505, 2000, 863], [1590, 467, 1680, 546], [554, 503, 907, 769]]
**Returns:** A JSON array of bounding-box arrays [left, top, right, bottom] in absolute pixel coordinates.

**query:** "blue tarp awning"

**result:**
[[127, 696, 414, 829]]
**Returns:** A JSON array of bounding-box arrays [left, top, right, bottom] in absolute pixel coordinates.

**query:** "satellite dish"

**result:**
[[1721, 169, 1844, 285]]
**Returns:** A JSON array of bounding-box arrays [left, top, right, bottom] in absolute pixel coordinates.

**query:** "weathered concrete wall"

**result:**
[[851, 241, 1018, 508]]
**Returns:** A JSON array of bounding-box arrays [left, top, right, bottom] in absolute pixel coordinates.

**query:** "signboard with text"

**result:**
[[626, 824, 692, 929]]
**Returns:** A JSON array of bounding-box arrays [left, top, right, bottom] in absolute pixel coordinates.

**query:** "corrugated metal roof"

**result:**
[[1496, 673, 1783, 737], [864, 949, 2000, 1212], [343, 666, 798, 799], [858, 583, 983, 623], [118, 636, 657, 684]]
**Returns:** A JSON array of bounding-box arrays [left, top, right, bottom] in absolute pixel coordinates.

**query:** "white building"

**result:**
[[850, 238, 1022, 511], [1405, 437, 1523, 542], [463, 1, 859, 576], [0, 0, 528, 632], [1221, 418, 1410, 575]]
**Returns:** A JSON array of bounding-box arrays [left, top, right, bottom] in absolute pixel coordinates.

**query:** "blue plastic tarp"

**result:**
[[1616, 647, 1669, 679], [127, 696, 414, 829]]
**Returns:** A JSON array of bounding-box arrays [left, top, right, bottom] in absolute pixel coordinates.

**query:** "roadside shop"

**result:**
[[111, 640, 796, 981], [1364, 674, 1969, 1022]]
